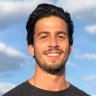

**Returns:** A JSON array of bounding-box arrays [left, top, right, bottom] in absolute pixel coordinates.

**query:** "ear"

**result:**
[[28, 44, 35, 56], [69, 45, 72, 54]]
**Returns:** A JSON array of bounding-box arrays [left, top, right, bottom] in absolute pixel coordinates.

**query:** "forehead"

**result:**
[[34, 16, 68, 34]]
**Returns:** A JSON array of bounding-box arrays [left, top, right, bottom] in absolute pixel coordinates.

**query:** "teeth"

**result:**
[[47, 53, 59, 56]]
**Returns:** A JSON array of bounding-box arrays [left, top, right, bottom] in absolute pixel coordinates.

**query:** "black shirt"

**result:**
[[3, 81, 90, 96]]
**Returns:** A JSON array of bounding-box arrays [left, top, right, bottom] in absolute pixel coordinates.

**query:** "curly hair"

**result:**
[[26, 3, 74, 45]]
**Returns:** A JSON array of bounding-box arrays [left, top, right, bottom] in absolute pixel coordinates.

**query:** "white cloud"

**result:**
[[75, 53, 96, 60], [0, 82, 15, 95], [84, 75, 96, 81], [56, 0, 96, 22], [0, 0, 96, 30], [0, 42, 24, 57], [0, 42, 25, 71], [0, 0, 53, 29], [92, 94, 96, 96], [57, 0, 96, 12], [85, 25, 96, 34], [67, 60, 77, 67]]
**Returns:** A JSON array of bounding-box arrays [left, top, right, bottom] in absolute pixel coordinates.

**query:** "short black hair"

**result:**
[[26, 3, 74, 45]]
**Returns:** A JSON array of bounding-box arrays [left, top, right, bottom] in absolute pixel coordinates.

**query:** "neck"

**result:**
[[28, 64, 69, 91]]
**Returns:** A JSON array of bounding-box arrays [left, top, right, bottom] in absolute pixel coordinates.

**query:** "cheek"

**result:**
[[60, 41, 69, 48], [34, 42, 45, 54], [62, 44, 70, 54], [35, 40, 47, 49]]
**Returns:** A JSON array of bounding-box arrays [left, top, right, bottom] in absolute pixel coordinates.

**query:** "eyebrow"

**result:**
[[56, 31, 68, 36], [36, 31, 68, 37]]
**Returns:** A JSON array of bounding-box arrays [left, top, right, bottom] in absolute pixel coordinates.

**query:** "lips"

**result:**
[[44, 51, 62, 57], [44, 52, 61, 61], [43, 50, 63, 61], [43, 48, 63, 58]]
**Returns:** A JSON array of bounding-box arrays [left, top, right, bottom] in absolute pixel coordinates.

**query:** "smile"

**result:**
[[47, 53, 60, 56]]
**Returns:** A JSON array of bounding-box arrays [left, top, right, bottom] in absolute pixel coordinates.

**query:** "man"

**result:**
[[3, 3, 90, 96]]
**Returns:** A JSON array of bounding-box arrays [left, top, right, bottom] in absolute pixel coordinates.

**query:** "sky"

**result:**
[[0, 0, 96, 95]]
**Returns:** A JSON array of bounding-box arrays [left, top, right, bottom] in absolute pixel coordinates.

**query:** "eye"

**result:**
[[40, 35, 48, 39], [58, 35, 66, 39]]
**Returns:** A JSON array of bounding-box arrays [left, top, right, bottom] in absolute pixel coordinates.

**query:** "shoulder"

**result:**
[[68, 83, 90, 96], [2, 81, 28, 96]]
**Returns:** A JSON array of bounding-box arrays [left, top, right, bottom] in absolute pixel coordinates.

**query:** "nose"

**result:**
[[48, 37, 59, 47]]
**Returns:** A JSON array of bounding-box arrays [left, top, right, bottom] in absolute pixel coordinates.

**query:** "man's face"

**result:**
[[29, 16, 72, 73]]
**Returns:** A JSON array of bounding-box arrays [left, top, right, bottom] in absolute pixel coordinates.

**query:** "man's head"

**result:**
[[26, 3, 74, 74], [26, 3, 74, 46]]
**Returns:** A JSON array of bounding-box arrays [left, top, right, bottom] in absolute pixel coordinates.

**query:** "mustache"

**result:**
[[43, 47, 64, 54]]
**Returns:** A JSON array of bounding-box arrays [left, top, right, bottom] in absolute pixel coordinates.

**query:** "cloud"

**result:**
[[0, 0, 96, 30], [67, 60, 77, 67], [0, 82, 15, 95], [92, 94, 96, 96], [0, 42, 25, 72], [56, 0, 96, 22], [83, 75, 96, 96], [75, 53, 96, 60], [85, 25, 96, 34], [0, 0, 53, 30], [84, 75, 96, 81]]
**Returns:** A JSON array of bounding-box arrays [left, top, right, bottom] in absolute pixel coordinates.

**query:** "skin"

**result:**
[[28, 16, 72, 91]]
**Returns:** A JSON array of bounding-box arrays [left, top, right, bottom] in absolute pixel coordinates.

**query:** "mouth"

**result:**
[[44, 51, 62, 60], [46, 53, 61, 56], [43, 48, 63, 60]]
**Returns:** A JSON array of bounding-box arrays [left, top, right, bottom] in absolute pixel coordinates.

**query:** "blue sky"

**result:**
[[0, 0, 96, 95]]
